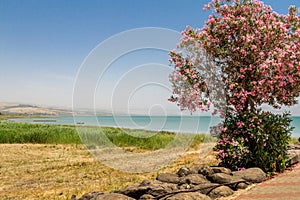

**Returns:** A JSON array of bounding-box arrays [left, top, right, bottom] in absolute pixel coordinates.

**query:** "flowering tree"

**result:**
[[169, 0, 300, 172]]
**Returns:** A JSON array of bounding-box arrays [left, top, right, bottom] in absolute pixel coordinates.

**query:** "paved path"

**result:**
[[235, 163, 300, 200]]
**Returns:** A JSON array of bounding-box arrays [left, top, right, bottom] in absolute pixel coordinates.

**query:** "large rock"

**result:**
[[210, 167, 232, 175], [236, 182, 249, 190], [288, 142, 300, 150], [192, 183, 220, 195], [232, 168, 266, 183], [198, 166, 214, 176], [115, 180, 178, 199], [77, 191, 104, 200], [166, 192, 212, 200], [77, 192, 134, 200], [95, 193, 135, 200], [208, 186, 234, 199], [288, 150, 300, 165], [179, 174, 209, 185], [156, 173, 180, 184], [189, 166, 202, 174], [208, 173, 244, 184], [177, 166, 214, 177], [287, 142, 300, 165], [177, 167, 191, 177], [139, 194, 155, 200]]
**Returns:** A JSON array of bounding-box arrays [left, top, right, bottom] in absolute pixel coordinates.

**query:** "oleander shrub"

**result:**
[[214, 110, 293, 173], [168, 0, 299, 173]]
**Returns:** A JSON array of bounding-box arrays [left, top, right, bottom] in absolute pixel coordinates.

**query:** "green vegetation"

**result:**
[[0, 121, 214, 150], [216, 111, 293, 173], [92, 127, 177, 150], [80, 127, 216, 151], [0, 114, 218, 199], [0, 121, 81, 144]]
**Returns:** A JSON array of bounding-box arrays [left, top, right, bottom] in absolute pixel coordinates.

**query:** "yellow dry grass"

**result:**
[[0, 143, 218, 200]]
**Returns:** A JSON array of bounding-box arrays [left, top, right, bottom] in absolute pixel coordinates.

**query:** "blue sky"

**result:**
[[0, 0, 299, 115]]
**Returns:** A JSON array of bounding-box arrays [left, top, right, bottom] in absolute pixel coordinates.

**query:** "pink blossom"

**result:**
[[259, 52, 266, 57], [251, 45, 257, 50], [207, 16, 216, 24], [169, 0, 300, 116], [237, 122, 244, 128]]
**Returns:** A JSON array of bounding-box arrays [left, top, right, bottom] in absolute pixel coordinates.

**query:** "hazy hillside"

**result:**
[[0, 103, 74, 116]]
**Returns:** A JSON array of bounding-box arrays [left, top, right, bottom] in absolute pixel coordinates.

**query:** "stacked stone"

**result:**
[[74, 167, 266, 200], [74, 142, 300, 200]]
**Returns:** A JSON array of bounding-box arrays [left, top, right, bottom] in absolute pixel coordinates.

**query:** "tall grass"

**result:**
[[97, 127, 177, 150], [0, 121, 81, 144], [0, 121, 215, 150]]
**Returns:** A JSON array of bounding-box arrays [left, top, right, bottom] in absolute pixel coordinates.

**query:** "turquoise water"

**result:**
[[9, 116, 300, 137]]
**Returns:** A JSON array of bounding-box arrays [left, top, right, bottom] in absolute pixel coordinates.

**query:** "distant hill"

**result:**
[[0, 102, 74, 116]]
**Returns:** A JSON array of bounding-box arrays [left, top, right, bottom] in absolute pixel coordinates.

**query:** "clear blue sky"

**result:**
[[0, 0, 299, 115]]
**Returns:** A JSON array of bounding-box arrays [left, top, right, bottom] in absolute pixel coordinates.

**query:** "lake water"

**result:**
[[9, 115, 300, 137]]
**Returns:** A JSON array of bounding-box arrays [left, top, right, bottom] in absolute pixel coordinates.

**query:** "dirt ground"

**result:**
[[0, 144, 217, 200]]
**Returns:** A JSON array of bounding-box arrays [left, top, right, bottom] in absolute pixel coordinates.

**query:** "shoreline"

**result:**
[[7, 115, 300, 137]]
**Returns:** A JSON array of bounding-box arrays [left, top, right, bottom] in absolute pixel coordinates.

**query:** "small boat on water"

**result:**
[[76, 122, 85, 125]]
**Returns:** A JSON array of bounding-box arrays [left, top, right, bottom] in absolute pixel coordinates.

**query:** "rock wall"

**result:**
[[73, 142, 300, 200], [73, 167, 266, 200]]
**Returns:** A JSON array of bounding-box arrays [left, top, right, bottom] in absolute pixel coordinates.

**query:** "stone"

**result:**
[[287, 143, 300, 165], [156, 173, 180, 184], [210, 167, 232, 175], [139, 194, 155, 200], [114, 183, 143, 199], [77, 191, 104, 200], [177, 167, 190, 177], [192, 183, 220, 195], [115, 180, 178, 199], [288, 143, 300, 150], [179, 174, 209, 185], [178, 184, 191, 190], [232, 168, 266, 183], [77, 192, 134, 200], [288, 150, 300, 165], [166, 192, 212, 200], [208, 186, 234, 199], [198, 166, 214, 176], [95, 193, 135, 200], [294, 141, 300, 147], [76, 166, 267, 200], [208, 173, 244, 184], [236, 182, 249, 190], [189, 166, 201, 174]]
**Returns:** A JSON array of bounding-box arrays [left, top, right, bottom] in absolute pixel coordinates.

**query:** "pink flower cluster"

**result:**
[[169, 0, 300, 115], [201, 0, 300, 112]]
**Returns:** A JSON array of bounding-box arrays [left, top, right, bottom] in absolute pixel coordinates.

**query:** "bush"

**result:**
[[214, 110, 293, 173]]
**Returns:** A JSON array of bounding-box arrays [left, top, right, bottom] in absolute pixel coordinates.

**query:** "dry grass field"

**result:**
[[0, 143, 217, 200]]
